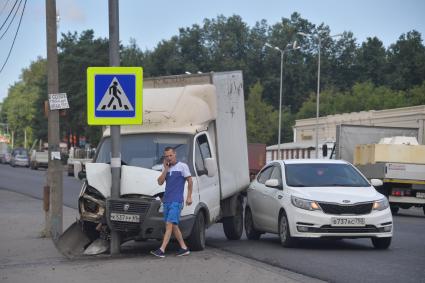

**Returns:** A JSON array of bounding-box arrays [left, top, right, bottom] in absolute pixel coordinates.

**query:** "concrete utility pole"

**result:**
[[109, 0, 121, 255], [46, 0, 63, 241]]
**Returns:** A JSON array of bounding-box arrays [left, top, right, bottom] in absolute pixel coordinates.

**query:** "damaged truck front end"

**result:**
[[58, 133, 196, 257]]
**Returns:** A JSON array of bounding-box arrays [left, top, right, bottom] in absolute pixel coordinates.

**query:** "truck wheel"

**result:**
[[371, 237, 391, 249], [244, 207, 261, 240], [187, 212, 205, 251], [279, 212, 296, 248], [222, 199, 243, 240], [390, 206, 399, 215]]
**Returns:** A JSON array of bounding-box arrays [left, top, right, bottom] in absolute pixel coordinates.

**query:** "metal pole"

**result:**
[[46, 0, 62, 241], [108, 0, 121, 255], [278, 51, 283, 159], [315, 37, 321, 158]]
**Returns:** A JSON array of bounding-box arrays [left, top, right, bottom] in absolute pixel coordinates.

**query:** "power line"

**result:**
[[0, 0, 18, 32], [0, 0, 22, 41], [0, 0, 27, 75]]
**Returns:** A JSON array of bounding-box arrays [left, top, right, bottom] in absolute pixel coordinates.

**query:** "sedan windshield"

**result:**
[[285, 163, 370, 187], [96, 133, 190, 170]]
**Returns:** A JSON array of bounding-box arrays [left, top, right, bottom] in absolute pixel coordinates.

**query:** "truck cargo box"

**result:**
[[354, 144, 425, 165]]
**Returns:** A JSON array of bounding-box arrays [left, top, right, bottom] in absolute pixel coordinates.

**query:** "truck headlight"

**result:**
[[291, 196, 321, 211], [373, 198, 389, 211]]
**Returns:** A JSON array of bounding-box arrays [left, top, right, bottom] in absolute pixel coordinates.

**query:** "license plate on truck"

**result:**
[[110, 213, 140, 223], [331, 217, 365, 226]]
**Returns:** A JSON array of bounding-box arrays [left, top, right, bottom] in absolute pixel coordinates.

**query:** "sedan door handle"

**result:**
[[277, 195, 283, 200]]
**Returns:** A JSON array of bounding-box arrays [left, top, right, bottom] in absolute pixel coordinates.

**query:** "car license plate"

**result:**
[[331, 217, 365, 226], [416, 192, 425, 199], [110, 213, 140, 223]]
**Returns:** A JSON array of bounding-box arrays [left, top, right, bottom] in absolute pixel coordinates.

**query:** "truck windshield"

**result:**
[[285, 163, 370, 187], [95, 133, 190, 170]]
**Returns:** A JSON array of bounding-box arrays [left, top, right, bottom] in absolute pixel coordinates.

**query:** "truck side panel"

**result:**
[[212, 71, 250, 200]]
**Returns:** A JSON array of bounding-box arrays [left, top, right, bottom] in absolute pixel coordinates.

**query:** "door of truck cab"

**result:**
[[193, 132, 220, 222]]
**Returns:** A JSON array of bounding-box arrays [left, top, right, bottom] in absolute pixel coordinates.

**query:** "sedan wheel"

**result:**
[[244, 207, 261, 240], [371, 237, 391, 249], [279, 213, 296, 247]]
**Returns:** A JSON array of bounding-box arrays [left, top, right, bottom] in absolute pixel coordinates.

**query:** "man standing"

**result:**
[[151, 147, 193, 258]]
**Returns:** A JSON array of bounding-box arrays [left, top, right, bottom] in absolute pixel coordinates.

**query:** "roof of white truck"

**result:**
[[103, 84, 217, 136]]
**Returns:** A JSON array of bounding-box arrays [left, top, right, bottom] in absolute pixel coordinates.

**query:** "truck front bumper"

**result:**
[[106, 198, 196, 240]]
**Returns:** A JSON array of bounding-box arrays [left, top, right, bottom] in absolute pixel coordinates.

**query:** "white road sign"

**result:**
[[49, 93, 69, 110]]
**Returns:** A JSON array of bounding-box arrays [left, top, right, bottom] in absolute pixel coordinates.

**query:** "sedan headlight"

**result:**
[[291, 196, 321, 211], [373, 198, 389, 211]]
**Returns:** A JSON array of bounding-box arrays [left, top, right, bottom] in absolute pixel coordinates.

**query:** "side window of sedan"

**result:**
[[257, 166, 274, 184]]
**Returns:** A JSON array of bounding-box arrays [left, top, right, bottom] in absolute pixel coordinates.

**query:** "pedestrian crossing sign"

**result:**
[[87, 67, 143, 125]]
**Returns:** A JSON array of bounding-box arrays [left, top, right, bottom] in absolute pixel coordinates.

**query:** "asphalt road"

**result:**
[[1, 164, 424, 283]]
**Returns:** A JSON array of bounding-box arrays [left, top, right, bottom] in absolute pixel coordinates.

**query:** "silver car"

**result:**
[[10, 148, 30, 167]]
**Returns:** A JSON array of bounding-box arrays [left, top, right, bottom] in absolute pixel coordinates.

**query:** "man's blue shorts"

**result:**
[[163, 202, 183, 225]]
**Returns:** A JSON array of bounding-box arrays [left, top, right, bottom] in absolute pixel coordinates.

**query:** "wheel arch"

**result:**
[[194, 202, 210, 227]]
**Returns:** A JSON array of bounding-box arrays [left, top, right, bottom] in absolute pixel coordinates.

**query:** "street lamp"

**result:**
[[264, 41, 299, 160], [297, 32, 342, 158]]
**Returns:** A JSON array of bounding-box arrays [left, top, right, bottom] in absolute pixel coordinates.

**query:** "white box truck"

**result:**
[[72, 71, 249, 254]]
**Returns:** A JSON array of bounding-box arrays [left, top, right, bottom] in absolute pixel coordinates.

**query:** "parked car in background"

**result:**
[[10, 148, 30, 168], [0, 142, 11, 164], [30, 150, 48, 170], [245, 159, 393, 249], [67, 147, 94, 176], [2, 152, 11, 164]]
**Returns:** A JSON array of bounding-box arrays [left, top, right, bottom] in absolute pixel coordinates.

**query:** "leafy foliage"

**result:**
[[245, 82, 278, 144], [1, 13, 425, 147]]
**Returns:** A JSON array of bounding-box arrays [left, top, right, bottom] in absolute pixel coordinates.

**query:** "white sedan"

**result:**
[[245, 159, 393, 249]]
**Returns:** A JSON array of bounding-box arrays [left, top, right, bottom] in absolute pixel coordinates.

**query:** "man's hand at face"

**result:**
[[163, 158, 170, 170]]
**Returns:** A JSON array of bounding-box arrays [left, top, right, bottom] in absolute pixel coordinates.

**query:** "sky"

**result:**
[[0, 0, 424, 103]]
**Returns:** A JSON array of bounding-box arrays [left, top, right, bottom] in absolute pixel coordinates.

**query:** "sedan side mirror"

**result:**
[[370, 179, 383, 187], [265, 179, 282, 190]]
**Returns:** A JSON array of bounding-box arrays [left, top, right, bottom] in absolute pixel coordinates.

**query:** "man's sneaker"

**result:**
[[150, 248, 165, 258], [176, 248, 190, 256]]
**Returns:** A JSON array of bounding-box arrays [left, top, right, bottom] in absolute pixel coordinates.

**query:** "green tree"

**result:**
[[1, 58, 47, 147], [386, 30, 425, 90], [296, 82, 413, 119], [2, 82, 37, 146], [329, 31, 359, 90], [245, 82, 278, 144], [58, 30, 109, 146], [356, 37, 387, 85]]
